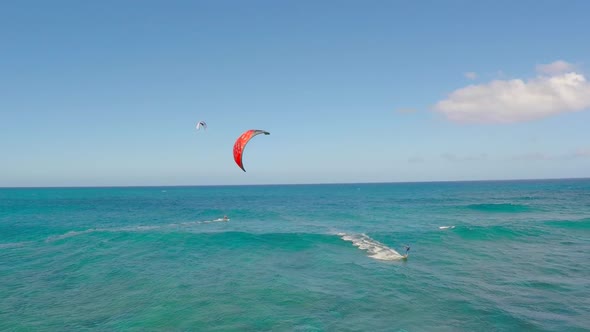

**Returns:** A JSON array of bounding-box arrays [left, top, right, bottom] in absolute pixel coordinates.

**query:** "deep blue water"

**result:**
[[1, 180, 589, 331]]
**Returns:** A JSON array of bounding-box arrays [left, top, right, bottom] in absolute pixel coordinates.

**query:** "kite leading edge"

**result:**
[[233, 129, 270, 172]]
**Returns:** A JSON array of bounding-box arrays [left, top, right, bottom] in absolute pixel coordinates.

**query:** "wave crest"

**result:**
[[338, 233, 406, 261]]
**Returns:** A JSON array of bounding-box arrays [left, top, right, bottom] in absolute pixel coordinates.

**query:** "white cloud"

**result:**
[[464, 72, 478, 80], [536, 60, 576, 75], [434, 64, 590, 123]]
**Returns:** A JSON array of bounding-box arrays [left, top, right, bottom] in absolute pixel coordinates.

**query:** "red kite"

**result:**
[[233, 129, 270, 172]]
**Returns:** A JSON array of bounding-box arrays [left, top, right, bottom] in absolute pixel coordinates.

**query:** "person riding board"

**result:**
[[403, 245, 410, 258]]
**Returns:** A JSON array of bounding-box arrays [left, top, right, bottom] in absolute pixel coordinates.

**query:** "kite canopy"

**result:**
[[196, 121, 207, 130], [233, 129, 270, 172]]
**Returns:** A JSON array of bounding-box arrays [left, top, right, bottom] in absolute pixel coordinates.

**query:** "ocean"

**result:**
[[1, 180, 589, 331]]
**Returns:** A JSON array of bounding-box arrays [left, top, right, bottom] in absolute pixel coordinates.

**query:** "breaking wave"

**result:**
[[337, 233, 406, 261]]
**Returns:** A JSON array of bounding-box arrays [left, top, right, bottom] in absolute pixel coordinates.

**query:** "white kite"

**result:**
[[196, 121, 207, 131]]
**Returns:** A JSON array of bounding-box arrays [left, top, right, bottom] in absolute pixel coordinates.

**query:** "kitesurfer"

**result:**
[[404, 245, 410, 257]]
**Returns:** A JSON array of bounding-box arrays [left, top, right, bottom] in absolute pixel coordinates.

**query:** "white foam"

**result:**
[[179, 221, 201, 226], [338, 233, 406, 261], [45, 218, 229, 243], [0, 241, 32, 249], [45, 225, 161, 242], [439, 226, 456, 230], [45, 217, 231, 243], [45, 229, 98, 242], [118, 225, 163, 232]]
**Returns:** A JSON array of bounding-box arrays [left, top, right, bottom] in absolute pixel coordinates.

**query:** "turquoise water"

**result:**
[[1, 180, 589, 331]]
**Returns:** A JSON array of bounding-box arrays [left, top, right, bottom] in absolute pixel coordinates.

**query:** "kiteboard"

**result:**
[[213, 218, 230, 222]]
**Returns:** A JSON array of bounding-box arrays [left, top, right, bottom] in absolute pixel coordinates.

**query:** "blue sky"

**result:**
[[1, 0, 589, 186]]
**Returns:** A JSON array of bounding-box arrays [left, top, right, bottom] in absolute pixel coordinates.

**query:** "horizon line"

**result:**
[[1, 176, 589, 189]]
